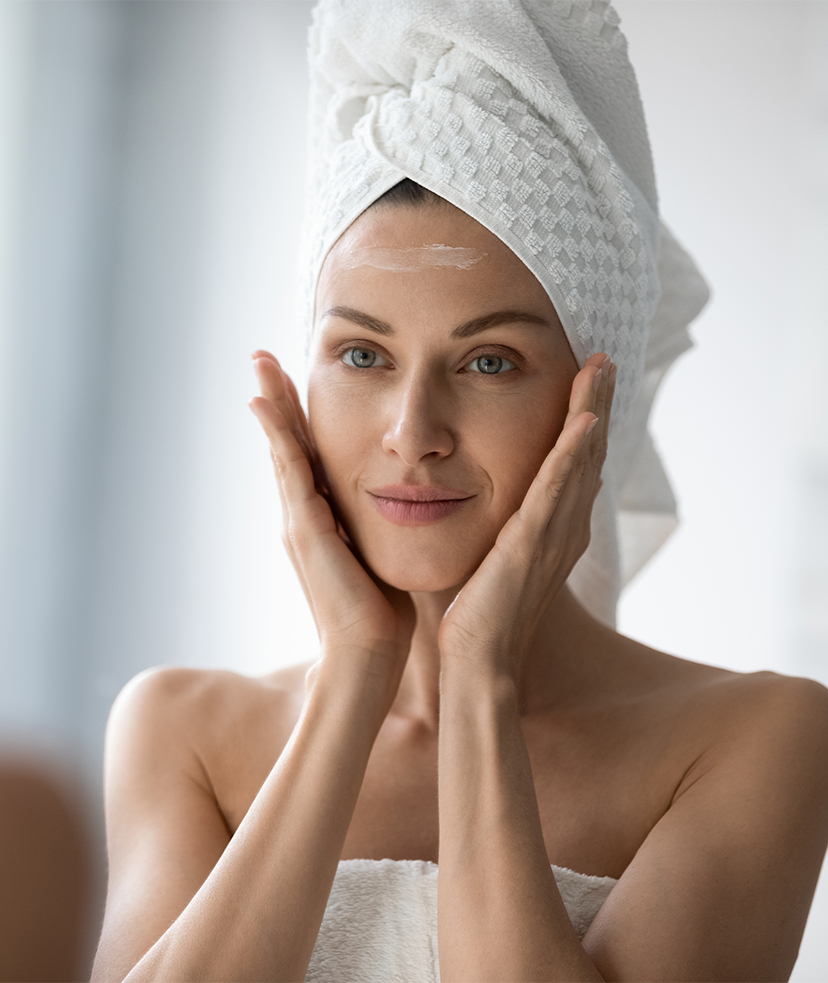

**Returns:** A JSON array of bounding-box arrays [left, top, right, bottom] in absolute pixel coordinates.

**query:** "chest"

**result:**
[[212, 700, 678, 882], [341, 710, 673, 878]]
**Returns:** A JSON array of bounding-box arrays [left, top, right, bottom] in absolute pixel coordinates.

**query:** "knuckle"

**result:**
[[270, 448, 288, 479], [543, 472, 567, 507], [286, 519, 308, 552]]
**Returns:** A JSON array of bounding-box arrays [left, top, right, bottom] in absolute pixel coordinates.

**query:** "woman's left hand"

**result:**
[[438, 352, 615, 680]]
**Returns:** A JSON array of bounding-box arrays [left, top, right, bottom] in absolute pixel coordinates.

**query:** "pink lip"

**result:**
[[368, 484, 474, 526]]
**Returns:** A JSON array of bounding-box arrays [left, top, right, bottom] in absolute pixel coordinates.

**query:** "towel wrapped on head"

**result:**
[[301, 0, 710, 625]]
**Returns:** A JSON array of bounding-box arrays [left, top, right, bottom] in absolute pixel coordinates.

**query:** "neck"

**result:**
[[391, 584, 610, 730]]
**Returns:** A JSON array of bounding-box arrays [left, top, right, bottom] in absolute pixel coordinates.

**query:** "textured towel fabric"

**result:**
[[302, 0, 710, 624], [304, 859, 617, 983]]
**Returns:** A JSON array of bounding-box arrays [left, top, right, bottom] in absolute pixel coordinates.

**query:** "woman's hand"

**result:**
[[248, 350, 415, 673], [437, 352, 615, 680]]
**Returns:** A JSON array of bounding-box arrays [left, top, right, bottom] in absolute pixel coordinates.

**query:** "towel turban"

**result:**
[[300, 0, 710, 626]]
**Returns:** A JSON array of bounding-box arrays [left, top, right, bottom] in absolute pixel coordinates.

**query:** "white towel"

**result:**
[[304, 858, 618, 983], [301, 0, 710, 625]]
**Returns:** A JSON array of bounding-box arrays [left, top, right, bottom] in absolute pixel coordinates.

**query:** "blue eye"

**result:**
[[467, 354, 515, 374], [342, 347, 386, 368]]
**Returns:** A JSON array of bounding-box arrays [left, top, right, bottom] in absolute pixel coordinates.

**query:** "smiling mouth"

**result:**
[[367, 485, 474, 526]]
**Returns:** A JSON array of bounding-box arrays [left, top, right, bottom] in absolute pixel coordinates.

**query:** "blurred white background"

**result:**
[[0, 1, 825, 977]]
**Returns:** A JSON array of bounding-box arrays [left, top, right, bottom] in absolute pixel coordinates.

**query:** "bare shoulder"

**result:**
[[113, 659, 310, 720], [706, 666, 828, 732], [107, 660, 315, 832], [109, 660, 312, 754], [611, 632, 828, 757], [647, 647, 828, 759], [96, 664, 311, 983], [628, 646, 828, 869], [671, 666, 828, 797], [584, 648, 828, 981], [96, 661, 316, 980]]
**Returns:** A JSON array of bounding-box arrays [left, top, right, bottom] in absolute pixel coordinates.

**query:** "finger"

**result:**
[[589, 356, 611, 468], [248, 394, 308, 555], [248, 395, 333, 526], [582, 357, 615, 497], [545, 407, 601, 544], [564, 353, 607, 427], [272, 365, 345, 533], [557, 356, 612, 523], [253, 353, 288, 409], [519, 355, 607, 542], [551, 358, 618, 564], [248, 393, 345, 615], [566, 352, 610, 480], [601, 361, 617, 448], [516, 410, 598, 537], [251, 355, 310, 525], [253, 357, 317, 469], [559, 352, 607, 498], [500, 355, 607, 566], [251, 357, 353, 551], [280, 368, 319, 470]]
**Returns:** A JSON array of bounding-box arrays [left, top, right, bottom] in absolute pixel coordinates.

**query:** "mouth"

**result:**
[[368, 484, 474, 526]]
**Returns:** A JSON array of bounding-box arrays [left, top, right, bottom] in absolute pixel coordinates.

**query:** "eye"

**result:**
[[466, 354, 516, 375], [342, 347, 388, 369]]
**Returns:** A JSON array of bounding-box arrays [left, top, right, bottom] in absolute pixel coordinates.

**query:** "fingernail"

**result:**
[[592, 368, 603, 391], [586, 416, 599, 434]]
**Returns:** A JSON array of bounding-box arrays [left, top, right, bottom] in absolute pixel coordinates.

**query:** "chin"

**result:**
[[382, 572, 465, 594], [348, 515, 500, 594], [365, 551, 475, 595], [366, 551, 485, 594]]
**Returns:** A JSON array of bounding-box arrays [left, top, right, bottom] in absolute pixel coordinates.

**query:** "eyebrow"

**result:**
[[322, 305, 549, 339]]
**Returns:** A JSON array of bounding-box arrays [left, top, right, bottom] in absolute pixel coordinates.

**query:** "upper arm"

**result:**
[[92, 668, 232, 983], [584, 675, 828, 982]]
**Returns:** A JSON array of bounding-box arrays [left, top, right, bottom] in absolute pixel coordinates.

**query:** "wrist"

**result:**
[[439, 657, 519, 708], [439, 637, 523, 690], [309, 641, 405, 720]]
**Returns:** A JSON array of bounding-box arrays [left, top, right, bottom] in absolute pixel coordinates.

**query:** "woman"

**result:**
[[91, 2, 828, 981]]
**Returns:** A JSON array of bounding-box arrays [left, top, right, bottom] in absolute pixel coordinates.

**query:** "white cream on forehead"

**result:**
[[341, 244, 487, 272]]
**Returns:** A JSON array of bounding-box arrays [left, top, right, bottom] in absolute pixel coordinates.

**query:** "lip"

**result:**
[[368, 484, 474, 526], [369, 484, 472, 502]]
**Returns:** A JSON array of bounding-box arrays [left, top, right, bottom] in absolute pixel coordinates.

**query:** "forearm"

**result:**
[[437, 663, 603, 982], [121, 651, 395, 983]]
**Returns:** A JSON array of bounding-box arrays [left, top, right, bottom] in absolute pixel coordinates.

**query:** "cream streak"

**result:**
[[341, 244, 487, 272]]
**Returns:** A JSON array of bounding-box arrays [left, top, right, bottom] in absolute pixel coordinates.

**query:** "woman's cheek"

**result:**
[[473, 397, 564, 512], [308, 376, 376, 508]]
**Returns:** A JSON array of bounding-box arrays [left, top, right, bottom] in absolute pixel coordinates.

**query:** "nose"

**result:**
[[381, 376, 455, 465]]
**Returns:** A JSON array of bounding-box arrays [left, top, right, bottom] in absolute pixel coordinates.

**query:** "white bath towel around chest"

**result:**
[[305, 858, 617, 982]]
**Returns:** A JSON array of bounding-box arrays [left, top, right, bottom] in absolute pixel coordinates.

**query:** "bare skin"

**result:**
[[92, 203, 828, 983]]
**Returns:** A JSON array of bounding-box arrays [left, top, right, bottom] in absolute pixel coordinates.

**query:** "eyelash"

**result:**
[[336, 343, 520, 376]]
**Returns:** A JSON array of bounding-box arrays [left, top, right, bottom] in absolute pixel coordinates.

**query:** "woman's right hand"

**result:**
[[248, 350, 415, 678]]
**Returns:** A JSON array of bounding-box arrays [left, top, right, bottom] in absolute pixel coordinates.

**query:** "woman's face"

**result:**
[[308, 202, 578, 593]]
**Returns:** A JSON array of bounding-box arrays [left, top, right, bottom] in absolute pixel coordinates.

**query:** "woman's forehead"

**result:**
[[313, 208, 571, 359], [319, 204, 550, 299]]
